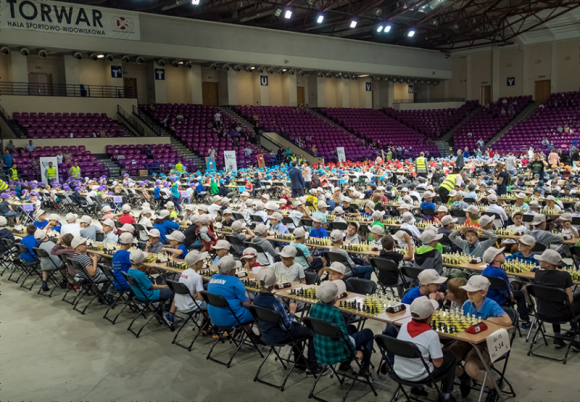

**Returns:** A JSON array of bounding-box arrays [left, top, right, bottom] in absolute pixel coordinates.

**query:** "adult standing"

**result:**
[[208, 146, 216, 159], [415, 152, 428, 177], [2, 149, 13, 175], [288, 161, 305, 198], [455, 149, 464, 169], [438, 169, 466, 204], [527, 153, 548, 180], [505, 152, 517, 176], [69, 162, 81, 179], [494, 162, 508, 196], [26, 140, 35, 153], [302, 161, 312, 191]]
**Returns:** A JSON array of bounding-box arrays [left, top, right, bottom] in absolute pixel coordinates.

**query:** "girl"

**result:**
[[445, 277, 468, 311]]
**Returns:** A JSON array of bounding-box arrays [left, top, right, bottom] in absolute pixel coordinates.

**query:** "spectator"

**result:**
[[26, 140, 35, 153], [288, 161, 305, 198], [6, 140, 15, 154]]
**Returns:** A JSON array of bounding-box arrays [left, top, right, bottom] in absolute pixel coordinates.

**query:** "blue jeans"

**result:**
[[351, 328, 374, 371], [352, 265, 373, 280], [172, 196, 182, 213]]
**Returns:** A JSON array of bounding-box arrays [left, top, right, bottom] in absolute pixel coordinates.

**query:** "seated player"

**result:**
[[402, 269, 447, 305], [328, 229, 373, 280], [118, 204, 136, 225], [128, 249, 173, 305], [445, 278, 468, 311], [394, 296, 458, 402], [240, 247, 262, 274], [262, 245, 305, 283], [251, 224, 279, 265], [79, 215, 100, 241], [379, 233, 414, 296], [160, 231, 189, 260], [449, 226, 498, 259], [414, 231, 444, 273], [309, 215, 328, 238], [369, 225, 385, 250], [33, 209, 49, 230]]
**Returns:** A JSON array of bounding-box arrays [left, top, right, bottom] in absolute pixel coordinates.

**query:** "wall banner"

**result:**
[[224, 151, 238, 171]]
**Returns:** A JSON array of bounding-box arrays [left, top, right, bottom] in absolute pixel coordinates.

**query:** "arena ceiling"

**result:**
[[73, 0, 580, 50]]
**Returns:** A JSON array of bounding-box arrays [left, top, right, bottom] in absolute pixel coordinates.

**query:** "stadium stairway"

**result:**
[[485, 102, 539, 148], [436, 105, 482, 156], [97, 156, 121, 178], [169, 137, 207, 171]]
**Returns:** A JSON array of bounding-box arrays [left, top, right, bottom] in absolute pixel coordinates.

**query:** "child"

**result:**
[[394, 296, 458, 402], [379, 233, 414, 296], [445, 278, 468, 311], [34, 229, 67, 292], [128, 249, 173, 304], [419, 191, 436, 219], [196, 214, 218, 252], [241, 247, 262, 274], [332, 206, 346, 223], [309, 215, 328, 238], [415, 231, 444, 273], [161, 231, 189, 259], [506, 211, 527, 233], [221, 208, 235, 228], [312, 201, 329, 223], [328, 229, 373, 279], [211, 239, 231, 266], [45, 214, 62, 233], [290, 227, 324, 272], [101, 206, 117, 221], [324, 262, 354, 291], [20, 224, 38, 265], [101, 219, 118, 244], [401, 212, 421, 240], [118, 204, 136, 225], [79, 215, 99, 241], [71, 236, 107, 283], [401, 269, 446, 305], [263, 245, 306, 284], [269, 212, 289, 234], [0, 216, 15, 254], [464, 205, 481, 227], [449, 226, 498, 259], [0, 193, 20, 223], [33, 209, 49, 230], [369, 225, 385, 250], [109, 233, 134, 302], [165, 201, 179, 220]]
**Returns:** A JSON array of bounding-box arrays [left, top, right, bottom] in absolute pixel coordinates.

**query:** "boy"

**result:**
[[251, 223, 279, 265], [414, 231, 444, 273], [46, 214, 62, 233], [161, 231, 189, 259], [71, 236, 107, 283], [309, 215, 328, 238], [269, 212, 289, 234], [323, 262, 354, 292], [231, 220, 255, 256], [380, 233, 414, 296], [240, 247, 262, 274], [263, 245, 305, 283], [506, 211, 528, 233], [79, 215, 99, 241], [211, 239, 231, 266], [108, 233, 134, 302], [449, 226, 498, 259], [0, 216, 15, 254], [20, 224, 38, 265], [33, 209, 49, 230], [309, 281, 375, 378], [394, 296, 458, 402], [328, 229, 373, 279], [34, 229, 66, 292], [420, 191, 436, 219], [221, 208, 235, 228], [369, 225, 385, 250], [0, 193, 20, 223], [290, 227, 324, 272], [101, 219, 119, 244], [528, 214, 563, 247], [128, 249, 173, 305], [402, 266, 446, 302], [118, 204, 136, 225]]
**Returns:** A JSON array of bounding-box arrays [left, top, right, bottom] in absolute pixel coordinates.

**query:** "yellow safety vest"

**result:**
[[71, 166, 80, 177], [0, 179, 8, 191], [439, 174, 459, 191], [46, 167, 56, 180], [416, 157, 427, 172], [9, 168, 17, 180], [175, 164, 184, 173]]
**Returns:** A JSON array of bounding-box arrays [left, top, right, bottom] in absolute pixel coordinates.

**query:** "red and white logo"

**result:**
[[111, 16, 134, 31]]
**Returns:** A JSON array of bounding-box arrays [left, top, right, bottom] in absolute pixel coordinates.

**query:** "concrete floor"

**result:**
[[2, 276, 579, 402]]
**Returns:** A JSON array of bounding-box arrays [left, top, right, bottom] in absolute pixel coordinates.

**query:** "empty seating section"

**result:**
[[320, 108, 439, 157], [106, 144, 196, 175], [384, 100, 479, 138], [144, 104, 268, 168], [494, 92, 580, 154], [11, 146, 108, 181], [453, 96, 532, 150], [12, 112, 131, 138], [235, 106, 376, 161]]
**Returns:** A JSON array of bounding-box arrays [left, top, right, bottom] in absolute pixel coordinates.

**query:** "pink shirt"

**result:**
[[548, 153, 560, 166]]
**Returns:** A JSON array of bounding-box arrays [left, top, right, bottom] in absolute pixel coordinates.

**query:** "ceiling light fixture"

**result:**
[[317, 14, 324, 23], [408, 29, 415, 37], [284, 10, 292, 19], [97, 54, 105, 58], [385, 25, 392, 32], [377, 25, 384, 32], [191, 0, 200, 4], [350, 20, 357, 28]]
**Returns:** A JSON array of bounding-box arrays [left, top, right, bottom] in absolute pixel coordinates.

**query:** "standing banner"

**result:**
[[224, 151, 238, 171], [337, 147, 346, 162], [1, 0, 141, 41], [256, 154, 266, 168], [205, 157, 216, 172], [39, 157, 59, 184]]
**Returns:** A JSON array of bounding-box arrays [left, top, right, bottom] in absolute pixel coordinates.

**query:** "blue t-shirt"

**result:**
[[154, 220, 180, 242], [20, 235, 38, 262], [462, 297, 506, 320], [207, 273, 250, 327], [153, 187, 161, 199], [272, 222, 289, 234], [481, 265, 511, 306], [401, 286, 423, 304], [52, 224, 61, 233], [128, 268, 159, 301], [34, 220, 49, 230], [175, 244, 188, 259], [420, 201, 436, 211], [309, 226, 328, 238], [196, 183, 205, 193], [171, 183, 180, 198], [112, 249, 132, 291], [291, 242, 311, 268]]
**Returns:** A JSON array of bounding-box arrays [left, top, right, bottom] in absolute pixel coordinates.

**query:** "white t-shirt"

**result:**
[[268, 261, 305, 283], [304, 166, 312, 182], [60, 223, 81, 237], [394, 322, 442, 381], [174, 268, 205, 312]]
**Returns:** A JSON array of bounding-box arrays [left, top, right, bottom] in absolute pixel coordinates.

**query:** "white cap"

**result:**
[[65, 213, 78, 223], [101, 206, 112, 213], [449, 190, 457, 197], [47, 214, 60, 221], [519, 234, 536, 247], [479, 215, 494, 228], [318, 201, 329, 209], [545, 195, 556, 201], [119, 232, 134, 244], [461, 275, 490, 292], [532, 214, 546, 226], [402, 212, 415, 224], [393, 230, 407, 242], [401, 187, 409, 192], [529, 200, 540, 208], [121, 204, 131, 212], [423, 191, 434, 198], [165, 201, 175, 209], [464, 205, 480, 214], [398, 203, 411, 210], [130, 249, 147, 265], [34, 229, 46, 240], [365, 201, 375, 210], [218, 255, 237, 273], [258, 268, 277, 288], [293, 227, 306, 238], [185, 250, 208, 265], [142, 207, 154, 215], [333, 206, 345, 215], [437, 205, 448, 213], [316, 281, 339, 303], [511, 210, 523, 218], [197, 205, 209, 211], [212, 195, 222, 203], [270, 212, 283, 221], [312, 215, 325, 223], [241, 247, 258, 259], [341, 197, 352, 203], [441, 215, 457, 226], [420, 231, 443, 244], [0, 217, 7, 227], [120, 224, 135, 232], [559, 212, 572, 221], [280, 245, 297, 258], [35, 209, 46, 218], [102, 219, 115, 228], [418, 269, 447, 285], [410, 296, 439, 320], [324, 262, 346, 275], [146, 228, 161, 237], [71, 236, 88, 249], [370, 225, 385, 235], [329, 229, 344, 242], [535, 249, 562, 265], [488, 194, 498, 203], [198, 215, 211, 224], [515, 192, 526, 199], [254, 223, 269, 235], [79, 215, 92, 224], [241, 191, 250, 197], [261, 194, 270, 200], [265, 202, 277, 211], [184, 204, 195, 211], [158, 210, 170, 219], [482, 246, 505, 264], [166, 231, 185, 243], [372, 211, 385, 221], [294, 200, 304, 207], [231, 220, 246, 231], [213, 239, 231, 250], [223, 208, 233, 214]]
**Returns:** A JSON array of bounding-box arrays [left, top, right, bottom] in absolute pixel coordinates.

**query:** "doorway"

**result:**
[[202, 82, 219, 106], [535, 80, 551, 104], [480, 85, 491, 105], [297, 86, 305, 106], [124, 78, 137, 98], [28, 73, 53, 96]]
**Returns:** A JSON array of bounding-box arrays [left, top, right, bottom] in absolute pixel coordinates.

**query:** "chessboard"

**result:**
[[200, 269, 218, 279], [287, 287, 319, 300], [242, 279, 260, 291], [338, 295, 394, 317], [430, 309, 480, 334]]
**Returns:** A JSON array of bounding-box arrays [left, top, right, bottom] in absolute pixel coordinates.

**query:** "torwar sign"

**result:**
[[1, 0, 140, 40]]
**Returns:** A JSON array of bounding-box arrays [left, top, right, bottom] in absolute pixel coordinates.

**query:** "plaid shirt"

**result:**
[[308, 302, 356, 365], [505, 251, 537, 265]]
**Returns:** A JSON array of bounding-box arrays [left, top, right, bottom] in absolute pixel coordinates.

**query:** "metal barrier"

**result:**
[[117, 105, 144, 136], [0, 82, 134, 98], [393, 98, 465, 104], [133, 105, 165, 136], [0, 103, 26, 138]]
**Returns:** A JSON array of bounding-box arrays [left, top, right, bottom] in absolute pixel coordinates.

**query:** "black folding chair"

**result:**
[[1, 238, 19, 277], [249, 305, 313, 391], [375, 334, 446, 402], [302, 316, 377, 402], [100, 265, 135, 325], [245, 241, 271, 265], [324, 251, 352, 274], [420, 208, 435, 217], [532, 243, 547, 253], [400, 266, 424, 289], [251, 214, 266, 224], [346, 278, 376, 295], [330, 221, 348, 231], [33, 247, 64, 298], [71, 260, 113, 315], [484, 275, 522, 337], [166, 279, 208, 351], [570, 246, 580, 270], [464, 197, 476, 204], [527, 284, 580, 364], [200, 290, 263, 368], [300, 218, 314, 227], [304, 270, 320, 285], [370, 257, 403, 297], [225, 235, 245, 258], [523, 214, 534, 224], [16, 244, 41, 291], [450, 209, 467, 224]]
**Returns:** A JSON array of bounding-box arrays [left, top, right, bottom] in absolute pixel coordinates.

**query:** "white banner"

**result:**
[[39, 157, 58, 185], [224, 150, 238, 172], [337, 147, 346, 162], [1, 0, 140, 41]]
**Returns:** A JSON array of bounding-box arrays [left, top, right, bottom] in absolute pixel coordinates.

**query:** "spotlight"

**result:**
[[209, 63, 218, 70], [171, 60, 180, 67], [136, 56, 144, 64], [89, 53, 99, 61], [222, 64, 230, 71], [185, 61, 193, 68], [19, 47, 30, 56], [121, 55, 130, 63], [284, 10, 292, 19], [105, 54, 114, 62], [377, 25, 384, 33], [1, 46, 10, 55], [97, 54, 105, 59], [257, 66, 266, 73], [343, 73, 350, 80], [350, 20, 357, 28], [244, 65, 253, 72], [334, 72, 342, 79], [317, 14, 324, 23], [325, 72, 332, 78], [37, 49, 48, 58], [444, 53, 450, 59], [156, 59, 166, 67], [191, 0, 200, 4], [267, 67, 274, 74], [73, 52, 83, 60], [317, 71, 324, 78], [277, 68, 285, 75], [233, 64, 242, 71], [433, 81, 440, 85], [408, 29, 415, 37], [385, 25, 392, 32], [352, 74, 358, 81], [288, 69, 296, 75], [297, 70, 304, 76]]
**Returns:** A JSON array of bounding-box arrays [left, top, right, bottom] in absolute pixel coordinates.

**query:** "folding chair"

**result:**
[[570, 246, 580, 270], [346, 278, 376, 295], [251, 214, 266, 225], [370, 257, 403, 297], [33, 247, 64, 298], [450, 209, 467, 225], [527, 284, 580, 364], [16, 244, 42, 291], [249, 305, 314, 391], [225, 235, 245, 258], [124, 272, 172, 338], [375, 334, 446, 402], [100, 265, 135, 325], [166, 279, 208, 351], [300, 218, 314, 228], [1, 238, 19, 277], [245, 241, 271, 265], [359, 224, 371, 239], [485, 276, 522, 337], [400, 266, 424, 289], [233, 212, 248, 225], [532, 243, 547, 253], [200, 290, 263, 368], [304, 270, 320, 285], [303, 316, 377, 402], [330, 221, 348, 231], [324, 251, 351, 273]]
